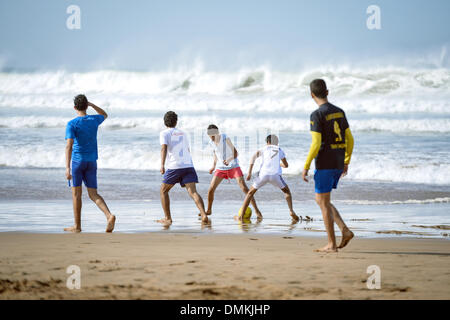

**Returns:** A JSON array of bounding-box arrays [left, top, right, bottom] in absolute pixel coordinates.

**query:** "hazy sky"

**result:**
[[0, 0, 449, 70]]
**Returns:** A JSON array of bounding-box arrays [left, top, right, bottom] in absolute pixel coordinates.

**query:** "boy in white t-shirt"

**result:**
[[238, 134, 300, 222], [159, 111, 208, 225], [205, 124, 262, 219]]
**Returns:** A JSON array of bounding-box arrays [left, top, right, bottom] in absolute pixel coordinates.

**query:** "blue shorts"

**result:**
[[72, 161, 97, 188], [163, 167, 198, 187], [314, 169, 343, 194]]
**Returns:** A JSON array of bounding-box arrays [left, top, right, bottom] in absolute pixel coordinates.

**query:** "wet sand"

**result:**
[[0, 233, 449, 299]]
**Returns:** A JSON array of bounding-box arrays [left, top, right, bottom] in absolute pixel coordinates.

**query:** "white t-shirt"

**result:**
[[160, 128, 194, 169], [258, 145, 286, 176], [209, 133, 239, 170]]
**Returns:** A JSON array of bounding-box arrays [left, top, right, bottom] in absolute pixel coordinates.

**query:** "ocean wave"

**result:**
[[335, 198, 450, 205], [0, 66, 449, 98], [345, 158, 450, 186], [1, 115, 450, 133], [1, 144, 450, 186], [1, 94, 448, 116]]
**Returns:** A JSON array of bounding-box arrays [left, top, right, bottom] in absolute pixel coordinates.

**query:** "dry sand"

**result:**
[[0, 232, 449, 299]]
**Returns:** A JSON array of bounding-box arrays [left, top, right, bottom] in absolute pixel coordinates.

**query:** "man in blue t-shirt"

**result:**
[[64, 94, 116, 233]]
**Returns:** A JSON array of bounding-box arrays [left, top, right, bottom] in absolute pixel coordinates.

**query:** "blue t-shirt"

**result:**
[[65, 114, 105, 162]]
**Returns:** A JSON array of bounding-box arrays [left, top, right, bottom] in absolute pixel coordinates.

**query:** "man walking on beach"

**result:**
[[302, 79, 354, 252], [158, 111, 209, 226], [64, 94, 116, 233]]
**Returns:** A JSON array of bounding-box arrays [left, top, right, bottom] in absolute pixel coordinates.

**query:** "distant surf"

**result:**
[[1, 65, 449, 186], [1, 66, 449, 97]]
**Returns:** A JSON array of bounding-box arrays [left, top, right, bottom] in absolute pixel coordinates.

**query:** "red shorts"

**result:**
[[214, 167, 244, 179]]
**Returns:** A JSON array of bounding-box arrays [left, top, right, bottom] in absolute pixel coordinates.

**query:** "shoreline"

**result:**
[[1, 230, 449, 240], [1, 199, 449, 238], [1, 233, 449, 299], [2, 166, 450, 203]]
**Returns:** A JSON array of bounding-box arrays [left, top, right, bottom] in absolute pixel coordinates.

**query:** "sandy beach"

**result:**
[[0, 232, 449, 300]]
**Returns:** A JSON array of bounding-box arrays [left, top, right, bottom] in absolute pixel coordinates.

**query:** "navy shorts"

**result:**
[[72, 161, 97, 188], [314, 169, 343, 194], [163, 167, 198, 187]]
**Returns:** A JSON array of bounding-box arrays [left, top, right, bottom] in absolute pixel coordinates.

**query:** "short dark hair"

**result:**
[[266, 134, 279, 145], [74, 94, 88, 111], [164, 111, 178, 127], [310, 79, 328, 99], [207, 124, 219, 135]]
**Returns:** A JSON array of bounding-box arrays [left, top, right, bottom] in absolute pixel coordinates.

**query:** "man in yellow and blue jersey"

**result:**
[[302, 79, 355, 252]]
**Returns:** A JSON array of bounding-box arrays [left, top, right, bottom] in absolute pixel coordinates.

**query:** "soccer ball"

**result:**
[[238, 207, 252, 220]]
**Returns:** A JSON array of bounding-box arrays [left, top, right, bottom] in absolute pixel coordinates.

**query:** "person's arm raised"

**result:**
[[87, 101, 108, 119]]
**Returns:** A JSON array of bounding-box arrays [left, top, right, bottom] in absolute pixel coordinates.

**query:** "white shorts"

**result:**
[[252, 174, 287, 190]]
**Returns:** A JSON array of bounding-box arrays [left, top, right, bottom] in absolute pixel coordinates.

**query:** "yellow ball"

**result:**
[[239, 207, 252, 219]]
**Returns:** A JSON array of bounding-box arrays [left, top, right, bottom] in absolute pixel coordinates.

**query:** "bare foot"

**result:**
[[201, 220, 212, 229], [338, 228, 354, 249], [200, 214, 209, 223], [314, 244, 338, 253], [106, 215, 116, 233], [198, 210, 212, 217], [156, 218, 172, 226], [234, 215, 248, 222], [290, 212, 300, 223], [64, 226, 81, 233], [256, 211, 263, 221]]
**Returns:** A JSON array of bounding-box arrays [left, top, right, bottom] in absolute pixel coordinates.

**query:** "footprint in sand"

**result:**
[[385, 286, 411, 293], [98, 267, 121, 272], [89, 260, 102, 264], [185, 281, 217, 286], [202, 288, 220, 295]]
